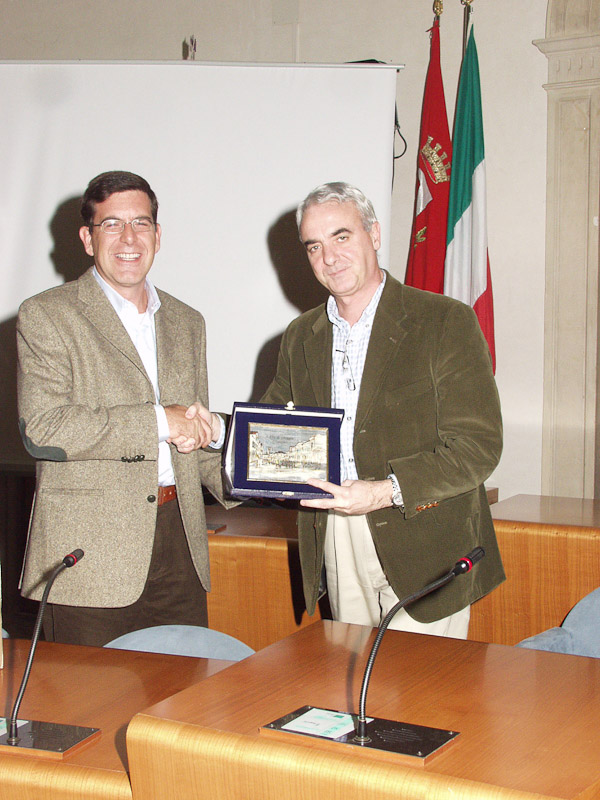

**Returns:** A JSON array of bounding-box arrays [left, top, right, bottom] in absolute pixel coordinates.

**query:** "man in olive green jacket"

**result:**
[[262, 182, 504, 635]]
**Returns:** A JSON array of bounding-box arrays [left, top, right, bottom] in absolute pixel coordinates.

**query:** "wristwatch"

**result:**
[[387, 472, 404, 509]]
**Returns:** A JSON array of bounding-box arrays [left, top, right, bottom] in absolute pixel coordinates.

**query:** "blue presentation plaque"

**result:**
[[223, 402, 344, 500]]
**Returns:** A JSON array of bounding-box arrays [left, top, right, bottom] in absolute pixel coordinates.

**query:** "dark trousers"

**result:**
[[43, 499, 208, 647]]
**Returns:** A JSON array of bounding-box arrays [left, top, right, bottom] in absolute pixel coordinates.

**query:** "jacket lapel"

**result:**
[[356, 277, 410, 429], [77, 269, 151, 384], [303, 310, 332, 408], [155, 294, 179, 397]]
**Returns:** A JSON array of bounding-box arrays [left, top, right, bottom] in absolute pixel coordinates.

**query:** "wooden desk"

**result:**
[[127, 620, 600, 800], [492, 493, 600, 527], [0, 639, 232, 800], [469, 493, 600, 645]]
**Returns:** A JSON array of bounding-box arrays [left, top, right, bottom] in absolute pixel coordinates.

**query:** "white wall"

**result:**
[[0, 0, 549, 500], [295, 2, 548, 500], [0, 59, 396, 410]]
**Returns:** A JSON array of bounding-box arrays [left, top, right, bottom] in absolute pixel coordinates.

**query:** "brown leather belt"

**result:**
[[157, 485, 177, 506]]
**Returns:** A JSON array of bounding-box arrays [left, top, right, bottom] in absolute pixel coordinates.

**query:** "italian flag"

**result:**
[[444, 26, 496, 372]]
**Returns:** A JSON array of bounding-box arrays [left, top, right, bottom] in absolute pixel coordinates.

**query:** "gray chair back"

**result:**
[[516, 587, 600, 657], [104, 624, 254, 661]]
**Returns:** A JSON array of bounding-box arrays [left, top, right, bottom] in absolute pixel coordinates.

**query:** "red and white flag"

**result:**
[[404, 17, 452, 294]]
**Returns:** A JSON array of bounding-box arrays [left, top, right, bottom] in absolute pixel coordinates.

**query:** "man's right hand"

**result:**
[[184, 402, 223, 444], [164, 404, 214, 453]]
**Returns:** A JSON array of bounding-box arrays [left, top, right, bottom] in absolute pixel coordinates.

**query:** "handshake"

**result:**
[[164, 402, 222, 454]]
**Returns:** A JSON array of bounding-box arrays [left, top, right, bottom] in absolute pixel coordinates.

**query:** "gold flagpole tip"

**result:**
[[433, 0, 443, 15]]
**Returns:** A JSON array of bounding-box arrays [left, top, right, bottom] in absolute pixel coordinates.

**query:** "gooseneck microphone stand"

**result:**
[[6, 549, 84, 745], [354, 547, 485, 743]]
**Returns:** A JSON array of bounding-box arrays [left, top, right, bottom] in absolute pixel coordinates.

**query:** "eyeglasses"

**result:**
[[336, 342, 356, 391], [91, 218, 155, 234]]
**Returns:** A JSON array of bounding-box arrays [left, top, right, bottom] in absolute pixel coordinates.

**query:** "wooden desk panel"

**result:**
[[0, 640, 232, 800], [469, 494, 600, 645], [128, 621, 600, 800], [207, 495, 600, 650], [206, 506, 322, 651], [128, 719, 551, 800]]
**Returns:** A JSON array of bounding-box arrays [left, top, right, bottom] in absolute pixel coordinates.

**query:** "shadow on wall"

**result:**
[[0, 195, 93, 635], [249, 209, 328, 402], [50, 196, 94, 284], [0, 196, 93, 467]]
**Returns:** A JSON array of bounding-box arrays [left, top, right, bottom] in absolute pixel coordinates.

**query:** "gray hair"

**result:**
[[296, 182, 378, 235]]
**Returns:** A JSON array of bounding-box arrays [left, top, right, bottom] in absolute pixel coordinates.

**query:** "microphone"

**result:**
[[354, 547, 485, 743], [261, 548, 486, 762], [0, 549, 100, 757], [451, 546, 484, 576], [62, 549, 84, 568]]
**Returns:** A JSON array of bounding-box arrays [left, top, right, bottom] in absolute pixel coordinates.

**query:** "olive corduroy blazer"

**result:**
[[262, 272, 505, 623]]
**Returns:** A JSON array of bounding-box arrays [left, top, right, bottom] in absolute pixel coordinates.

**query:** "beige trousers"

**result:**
[[324, 512, 470, 638]]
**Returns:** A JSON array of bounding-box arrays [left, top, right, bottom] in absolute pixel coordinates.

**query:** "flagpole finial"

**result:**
[[461, 0, 473, 57], [433, 0, 443, 16]]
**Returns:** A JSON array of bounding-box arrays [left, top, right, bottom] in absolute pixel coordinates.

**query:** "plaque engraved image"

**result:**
[[248, 423, 328, 484]]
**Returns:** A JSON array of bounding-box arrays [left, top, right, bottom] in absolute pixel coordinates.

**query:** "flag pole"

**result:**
[[433, 0, 443, 19], [461, 0, 473, 57]]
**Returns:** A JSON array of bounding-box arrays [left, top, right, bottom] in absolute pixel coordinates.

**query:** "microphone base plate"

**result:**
[[261, 706, 459, 766], [0, 719, 101, 760], [348, 714, 459, 762]]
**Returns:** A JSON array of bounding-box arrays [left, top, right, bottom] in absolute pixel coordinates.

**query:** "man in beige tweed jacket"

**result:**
[[17, 171, 229, 646]]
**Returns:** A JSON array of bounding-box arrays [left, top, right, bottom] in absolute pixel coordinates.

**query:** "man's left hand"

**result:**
[[300, 478, 393, 515]]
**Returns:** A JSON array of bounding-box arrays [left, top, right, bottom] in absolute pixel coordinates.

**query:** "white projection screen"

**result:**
[[0, 61, 397, 464]]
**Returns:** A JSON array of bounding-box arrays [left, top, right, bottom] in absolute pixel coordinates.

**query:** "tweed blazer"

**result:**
[[263, 272, 505, 623], [17, 268, 228, 607]]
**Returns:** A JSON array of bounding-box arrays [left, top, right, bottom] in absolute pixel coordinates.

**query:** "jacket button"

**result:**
[[147, 495, 156, 503]]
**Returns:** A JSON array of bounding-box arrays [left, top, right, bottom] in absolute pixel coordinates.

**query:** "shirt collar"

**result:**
[[326, 269, 386, 329], [92, 266, 161, 318]]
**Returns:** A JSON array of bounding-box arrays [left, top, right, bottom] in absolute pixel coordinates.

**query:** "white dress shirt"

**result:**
[[328, 271, 386, 482], [92, 267, 175, 486]]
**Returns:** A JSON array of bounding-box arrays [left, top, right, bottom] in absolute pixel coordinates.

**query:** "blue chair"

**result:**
[[103, 624, 254, 661], [516, 587, 600, 658]]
